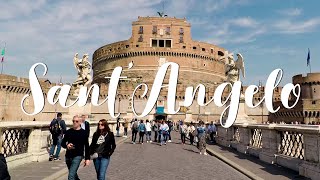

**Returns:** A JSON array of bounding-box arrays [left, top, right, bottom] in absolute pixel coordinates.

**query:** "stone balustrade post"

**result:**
[[216, 126, 233, 147], [259, 124, 279, 164], [299, 133, 320, 179], [236, 126, 251, 154], [27, 128, 44, 162]]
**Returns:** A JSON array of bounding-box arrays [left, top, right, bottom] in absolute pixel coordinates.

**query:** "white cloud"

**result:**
[[273, 18, 320, 34], [228, 17, 258, 28], [278, 8, 302, 16]]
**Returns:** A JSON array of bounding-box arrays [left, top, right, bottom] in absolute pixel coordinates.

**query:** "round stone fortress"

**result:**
[[92, 16, 227, 88]]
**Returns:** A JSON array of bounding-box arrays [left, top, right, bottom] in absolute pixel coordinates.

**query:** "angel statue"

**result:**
[[222, 52, 245, 84], [72, 53, 92, 95]]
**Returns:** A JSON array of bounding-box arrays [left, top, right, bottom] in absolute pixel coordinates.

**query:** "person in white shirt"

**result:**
[[179, 122, 187, 144], [208, 121, 217, 142], [145, 120, 152, 143], [189, 123, 196, 145], [159, 120, 169, 146]]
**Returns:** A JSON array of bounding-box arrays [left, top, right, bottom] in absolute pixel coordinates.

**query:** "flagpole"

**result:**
[[1, 42, 6, 74]]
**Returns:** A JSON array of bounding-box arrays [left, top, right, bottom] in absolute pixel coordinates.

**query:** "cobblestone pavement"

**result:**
[[62, 132, 249, 180]]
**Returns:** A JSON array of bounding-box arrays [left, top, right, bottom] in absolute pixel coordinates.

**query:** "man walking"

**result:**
[[131, 119, 139, 144], [208, 121, 217, 143], [49, 112, 66, 161], [116, 118, 121, 137], [62, 115, 90, 180]]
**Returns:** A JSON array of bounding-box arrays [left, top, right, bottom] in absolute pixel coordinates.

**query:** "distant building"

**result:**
[[270, 73, 320, 124]]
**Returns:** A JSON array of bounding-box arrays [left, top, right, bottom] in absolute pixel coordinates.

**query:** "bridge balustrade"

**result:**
[[216, 123, 320, 180]]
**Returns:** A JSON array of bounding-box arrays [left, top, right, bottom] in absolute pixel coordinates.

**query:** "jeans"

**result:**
[[93, 157, 110, 180], [139, 132, 145, 143], [65, 156, 82, 180], [161, 132, 167, 145], [154, 131, 158, 142], [168, 130, 172, 140], [132, 130, 138, 142], [146, 131, 152, 141], [181, 133, 186, 144], [50, 135, 62, 158], [189, 133, 194, 145]]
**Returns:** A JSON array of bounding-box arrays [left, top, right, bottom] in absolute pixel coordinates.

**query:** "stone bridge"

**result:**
[[1, 121, 318, 179]]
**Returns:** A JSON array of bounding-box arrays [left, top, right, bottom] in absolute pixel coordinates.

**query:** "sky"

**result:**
[[0, 0, 319, 86]]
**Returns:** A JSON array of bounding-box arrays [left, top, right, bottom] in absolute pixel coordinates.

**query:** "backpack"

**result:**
[[132, 122, 139, 130], [50, 119, 62, 135]]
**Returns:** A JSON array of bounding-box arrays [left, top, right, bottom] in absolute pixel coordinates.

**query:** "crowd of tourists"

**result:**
[[129, 118, 217, 155]]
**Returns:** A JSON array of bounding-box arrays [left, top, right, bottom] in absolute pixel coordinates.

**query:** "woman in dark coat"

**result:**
[[89, 119, 116, 180]]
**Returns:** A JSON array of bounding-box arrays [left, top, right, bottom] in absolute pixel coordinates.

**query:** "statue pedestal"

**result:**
[[235, 99, 257, 124], [225, 96, 257, 125], [184, 111, 193, 123]]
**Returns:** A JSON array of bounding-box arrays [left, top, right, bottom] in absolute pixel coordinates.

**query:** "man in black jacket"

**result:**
[[62, 115, 90, 180], [0, 153, 11, 180]]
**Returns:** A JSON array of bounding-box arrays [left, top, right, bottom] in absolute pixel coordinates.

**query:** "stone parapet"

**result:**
[[216, 123, 320, 179]]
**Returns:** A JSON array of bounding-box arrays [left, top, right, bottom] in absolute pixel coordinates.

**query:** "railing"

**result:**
[[0, 120, 126, 169], [215, 123, 320, 180], [2, 129, 30, 157], [278, 130, 304, 159]]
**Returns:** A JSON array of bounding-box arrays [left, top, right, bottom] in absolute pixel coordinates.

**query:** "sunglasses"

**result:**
[[73, 120, 79, 123]]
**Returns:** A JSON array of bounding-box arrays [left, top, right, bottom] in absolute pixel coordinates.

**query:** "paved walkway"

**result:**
[[59, 132, 249, 180], [205, 141, 309, 180]]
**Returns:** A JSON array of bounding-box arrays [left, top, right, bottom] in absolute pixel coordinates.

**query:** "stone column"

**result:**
[[259, 125, 278, 164], [216, 126, 234, 147], [236, 126, 251, 154], [27, 128, 45, 162], [299, 133, 320, 179]]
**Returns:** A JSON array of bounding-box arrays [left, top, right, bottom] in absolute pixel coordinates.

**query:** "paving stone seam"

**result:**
[[43, 135, 131, 180]]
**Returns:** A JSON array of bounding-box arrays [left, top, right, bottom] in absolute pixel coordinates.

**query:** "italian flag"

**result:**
[[1, 47, 5, 62]]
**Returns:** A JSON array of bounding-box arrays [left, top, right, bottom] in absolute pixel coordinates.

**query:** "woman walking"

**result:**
[[197, 121, 207, 155], [89, 119, 116, 180]]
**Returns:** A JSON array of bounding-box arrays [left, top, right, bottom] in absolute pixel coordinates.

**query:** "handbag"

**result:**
[[90, 152, 98, 160]]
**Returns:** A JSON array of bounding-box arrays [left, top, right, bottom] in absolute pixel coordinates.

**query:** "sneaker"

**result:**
[[49, 155, 53, 161], [53, 157, 61, 161], [164, 143, 167, 145], [142, 143, 144, 145], [204, 152, 208, 155], [168, 140, 172, 143], [150, 140, 152, 143], [200, 152, 202, 155]]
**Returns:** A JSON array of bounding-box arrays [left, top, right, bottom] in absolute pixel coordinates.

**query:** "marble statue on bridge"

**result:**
[[72, 53, 92, 95], [221, 52, 245, 84]]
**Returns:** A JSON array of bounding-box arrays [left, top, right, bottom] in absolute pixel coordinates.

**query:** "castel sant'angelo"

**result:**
[[0, 15, 319, 123]]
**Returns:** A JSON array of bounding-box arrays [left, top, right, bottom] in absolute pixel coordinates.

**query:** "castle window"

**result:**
[[152, 26, 157, 34], [193, 46, 197, 50], [136, 45, 139, 47], [211, 48, 214, 53], [159, 40, 165, 47], [312, 101, 316, 104], [152, 39, 157, 47], [179, 28, 184, 35], [202, 48, 206, 51], [139, 26, 143, 34], [166, 27, 171, 35], [138, 35, 143, 42], [179, 36, 184, 43], [182, 46, 186, 49], [126, 45, 129, 48], [165, 40, 172, 48], [218, 51, 224, 56]]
